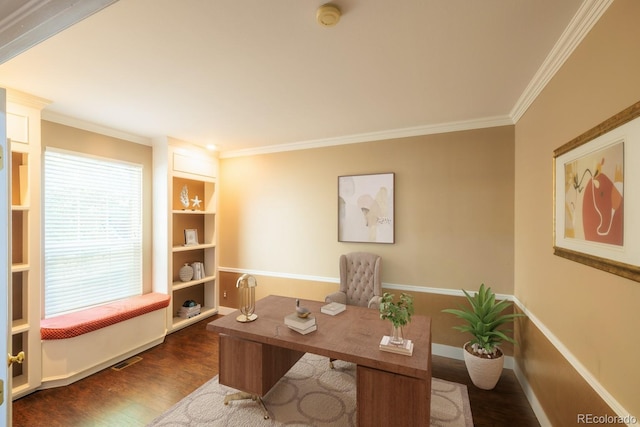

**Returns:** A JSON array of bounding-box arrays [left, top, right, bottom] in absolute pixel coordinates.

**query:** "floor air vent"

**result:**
[[111, 356, 143, 371]]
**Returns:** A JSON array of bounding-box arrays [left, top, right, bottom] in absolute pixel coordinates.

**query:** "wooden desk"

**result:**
[[207, 295, 432, 426]]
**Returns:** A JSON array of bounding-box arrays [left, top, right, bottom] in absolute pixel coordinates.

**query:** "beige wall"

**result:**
[[41, 121, 154, 293], [219, 125, 515, 294], [515, 0, 640, 422]]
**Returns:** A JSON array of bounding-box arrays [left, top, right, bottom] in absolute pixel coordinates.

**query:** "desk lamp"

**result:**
[[236, 273, 258, 322]]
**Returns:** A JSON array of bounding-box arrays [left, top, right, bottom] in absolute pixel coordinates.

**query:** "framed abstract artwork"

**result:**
[[553, 101, 640, 281], [338, 172, 394, 243]]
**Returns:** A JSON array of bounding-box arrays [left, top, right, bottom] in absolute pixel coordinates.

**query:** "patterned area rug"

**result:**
[[148, 353, 473, 426]]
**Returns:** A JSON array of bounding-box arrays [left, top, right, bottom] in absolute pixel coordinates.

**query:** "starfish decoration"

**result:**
[[191, 195, 202, 209]]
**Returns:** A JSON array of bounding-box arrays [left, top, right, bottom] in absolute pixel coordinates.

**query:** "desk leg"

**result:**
[[357, 365, 430, 427], [218, 334, 304, 396]]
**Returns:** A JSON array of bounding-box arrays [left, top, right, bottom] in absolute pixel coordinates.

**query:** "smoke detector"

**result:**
[[317, 4, 341, 27]]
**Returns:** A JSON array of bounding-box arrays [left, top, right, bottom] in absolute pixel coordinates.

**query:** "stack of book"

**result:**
[[284, 312, 317, 335], [320, 301, 346, 315], [178, 303, 201, 319], [191, 262, 206, 280], [379, 335, 414, 356]]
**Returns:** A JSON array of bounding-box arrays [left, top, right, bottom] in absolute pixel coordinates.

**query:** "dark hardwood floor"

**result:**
[[12, 316, 540, 426]]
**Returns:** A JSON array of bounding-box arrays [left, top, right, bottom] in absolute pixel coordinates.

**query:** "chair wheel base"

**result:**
[[223, 391, 269, 419]]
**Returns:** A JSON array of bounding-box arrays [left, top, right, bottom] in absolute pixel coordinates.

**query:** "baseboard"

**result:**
[[512, 358, 552, 427], [432, 343, 515, 370], [217, 305, 236, 315], [434, 343, 550, 425]]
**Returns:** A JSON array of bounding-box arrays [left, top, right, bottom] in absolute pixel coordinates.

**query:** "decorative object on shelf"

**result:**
[[179, 263, 194, 282], [184, 228, 198, 246], [191, 261, 205, 280], [178, 300, 201, 318], [338, 172, 395, 243], [379, 292, 414, 346], [180, 185, 190, 209], [236, 273, 258, 322], [191, 195, 202, 210], [442, 283, 525, 390]]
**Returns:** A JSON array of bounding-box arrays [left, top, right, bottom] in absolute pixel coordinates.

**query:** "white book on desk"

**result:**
[[379, 335, 414, 356], [287, 324, 318, 335], [321, 302, 346, 315], [284, 312, 316, 330]]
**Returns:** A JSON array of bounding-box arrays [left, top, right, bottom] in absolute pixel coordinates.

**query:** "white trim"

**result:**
[[432, 343, 514, 370], [41, 110, 152, 146], [6, 88, 50, 109], [383, 281, 513, 302], [219, 266, 339, 284], [510, 0, 613, 123], [513, 358, 553, 427], [219, 116, 513, 159], [217, 306, 236, 316], [511, 296, 634, 424], [219, 267, 512, 300], [0, 0, 118, 64]]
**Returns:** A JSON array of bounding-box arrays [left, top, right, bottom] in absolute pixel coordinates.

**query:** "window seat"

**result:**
[[40, 293, 171, 340]]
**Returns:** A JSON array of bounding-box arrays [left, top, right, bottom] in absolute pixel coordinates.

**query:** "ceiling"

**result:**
[[0, 0, 605, 156]]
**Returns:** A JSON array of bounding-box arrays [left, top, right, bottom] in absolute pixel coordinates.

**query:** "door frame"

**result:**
[[1, 86, 11, 427]]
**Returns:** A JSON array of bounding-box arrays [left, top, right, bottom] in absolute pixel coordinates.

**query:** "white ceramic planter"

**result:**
[[462, 342, 504, 390]]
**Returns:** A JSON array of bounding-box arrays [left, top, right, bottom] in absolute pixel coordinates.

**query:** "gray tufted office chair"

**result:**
[[325, 252, 383, 309], [325, 252, 382, 368]]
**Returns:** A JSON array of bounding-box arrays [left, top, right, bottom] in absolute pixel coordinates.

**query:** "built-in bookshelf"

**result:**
[[153, 140, 219, 332], [8, 90, 49, 399]]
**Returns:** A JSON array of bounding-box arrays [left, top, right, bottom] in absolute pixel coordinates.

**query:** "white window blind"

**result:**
[[44, 149, 143, 318]]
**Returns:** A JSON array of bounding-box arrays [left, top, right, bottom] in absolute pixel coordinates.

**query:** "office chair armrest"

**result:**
[[367, 295, 382, 309], [325, 291, 347, 305]]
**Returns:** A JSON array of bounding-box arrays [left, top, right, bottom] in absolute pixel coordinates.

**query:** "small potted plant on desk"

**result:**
[[442, 283, 525, 390], [379, 292, 414, 345]]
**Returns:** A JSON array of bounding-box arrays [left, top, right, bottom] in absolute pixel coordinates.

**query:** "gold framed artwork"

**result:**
[[553, 101, 640, 281]]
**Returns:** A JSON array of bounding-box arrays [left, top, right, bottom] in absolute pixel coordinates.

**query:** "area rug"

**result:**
[[148, 353, 473, 426]]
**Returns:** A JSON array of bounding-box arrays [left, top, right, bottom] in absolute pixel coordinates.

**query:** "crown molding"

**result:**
[[220, 115, 513, 158], [41, 110, 152, 146], [510, 0, 613, 123], [6, 87, 50, 110]]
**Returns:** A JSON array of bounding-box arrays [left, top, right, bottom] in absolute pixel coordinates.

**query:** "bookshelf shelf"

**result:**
[[7, 91, 48, 399], [154, 141, 219, 332]]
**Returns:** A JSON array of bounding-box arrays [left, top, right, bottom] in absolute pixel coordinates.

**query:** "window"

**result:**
[[44, 149, 143, 318]]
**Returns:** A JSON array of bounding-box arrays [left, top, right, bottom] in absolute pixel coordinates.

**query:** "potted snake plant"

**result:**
[[442, 283, 524, 390]]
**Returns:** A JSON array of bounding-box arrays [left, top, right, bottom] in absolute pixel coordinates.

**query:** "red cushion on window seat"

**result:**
[[40, 293, 171, 340]]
